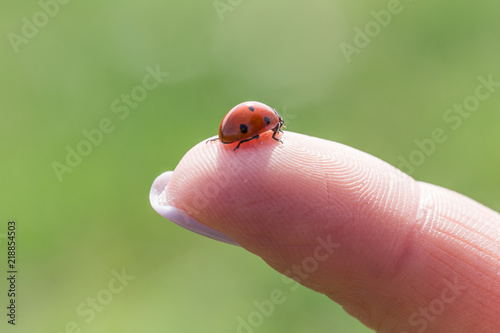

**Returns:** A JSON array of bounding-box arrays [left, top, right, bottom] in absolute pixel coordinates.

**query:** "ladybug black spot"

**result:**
[[264, 116, 270, 124], [248, 106, 254, 111], [240, 124, 248, 134]]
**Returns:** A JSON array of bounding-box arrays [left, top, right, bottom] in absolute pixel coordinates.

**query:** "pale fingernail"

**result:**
[[150, 171, 240, 246]]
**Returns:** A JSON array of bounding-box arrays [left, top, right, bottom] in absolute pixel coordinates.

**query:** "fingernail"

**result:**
[[150, 171, 240, 246]]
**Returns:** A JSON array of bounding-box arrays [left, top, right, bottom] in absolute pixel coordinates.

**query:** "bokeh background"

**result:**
[[1, 1, 499, 332]]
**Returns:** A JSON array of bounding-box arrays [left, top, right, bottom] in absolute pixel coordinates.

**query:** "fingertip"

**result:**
[[150, 170, 240, 246]]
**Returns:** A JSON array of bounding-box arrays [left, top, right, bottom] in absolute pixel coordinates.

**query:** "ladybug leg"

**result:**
[[272, 121, 284, 143], [234, 135, 259, 151]]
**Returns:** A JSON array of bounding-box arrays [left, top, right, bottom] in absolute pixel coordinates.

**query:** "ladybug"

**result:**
[[208, 101, 284, 150]]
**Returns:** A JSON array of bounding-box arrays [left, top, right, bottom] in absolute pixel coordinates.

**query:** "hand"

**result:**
[[152, 131, 500, 333]]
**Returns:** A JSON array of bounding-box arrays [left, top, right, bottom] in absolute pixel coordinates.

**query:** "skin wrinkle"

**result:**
[[436, 203, 497, 244], [278, 140, 342, 242], [433, 226, 498, 277], [425, 244, 497, 308], [356, 169, 419, 284], [323, 150, 335, 239], [164, 131, 500, 333], [427, 271, 495, 327], [421, 246, 499, 321], [419, 184, 500, 277], [292, 143, 333, 228], [293, 139, 341, 240]]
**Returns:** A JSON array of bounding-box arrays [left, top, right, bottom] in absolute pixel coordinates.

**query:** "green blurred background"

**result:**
[[1, 1, 499, 332]]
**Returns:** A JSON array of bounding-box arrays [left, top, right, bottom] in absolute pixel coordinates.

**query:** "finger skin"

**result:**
[[164, 131, 500, 333]]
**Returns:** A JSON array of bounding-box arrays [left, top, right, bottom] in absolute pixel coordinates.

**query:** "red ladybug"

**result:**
[[209, 101, 284, 150]]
